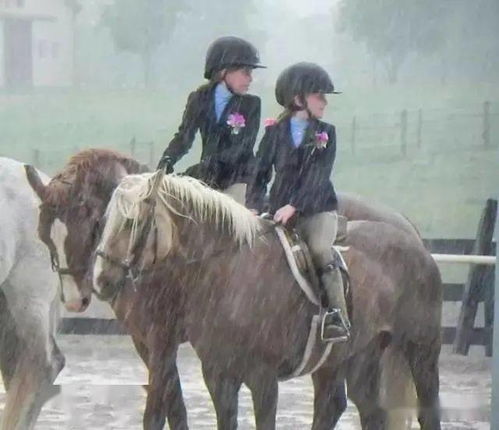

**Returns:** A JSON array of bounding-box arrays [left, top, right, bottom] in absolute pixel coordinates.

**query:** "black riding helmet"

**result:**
[[204, 36, 265, 80], [275, 62, 341, 108]]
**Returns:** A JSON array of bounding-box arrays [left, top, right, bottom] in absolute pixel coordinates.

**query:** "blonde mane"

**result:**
[[101, 172, 261, 259]]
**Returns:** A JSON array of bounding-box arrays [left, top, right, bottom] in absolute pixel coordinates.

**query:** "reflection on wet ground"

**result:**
[[0, 336, 491, 429]]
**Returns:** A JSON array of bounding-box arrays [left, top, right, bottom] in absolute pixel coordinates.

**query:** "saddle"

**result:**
[[272, 215, 351, 378], [274, 215, 349, 308]]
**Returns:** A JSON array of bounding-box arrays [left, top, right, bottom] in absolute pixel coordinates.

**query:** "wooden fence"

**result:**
[[16, 101, 499, 174], [335, 100, 499, 161]]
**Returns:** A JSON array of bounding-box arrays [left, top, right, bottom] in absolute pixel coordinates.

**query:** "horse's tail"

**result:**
[[380, 343, 417, 430]]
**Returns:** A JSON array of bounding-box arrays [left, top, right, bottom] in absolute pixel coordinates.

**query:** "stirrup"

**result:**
[[320, 309, 350, 343]]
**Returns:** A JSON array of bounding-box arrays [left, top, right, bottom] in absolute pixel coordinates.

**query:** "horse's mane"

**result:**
[[102, 172, 261, 258], [44, 148, 142, 207]]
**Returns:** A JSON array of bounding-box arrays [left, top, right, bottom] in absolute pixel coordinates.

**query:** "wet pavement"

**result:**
[[0, 336, 491, 429]]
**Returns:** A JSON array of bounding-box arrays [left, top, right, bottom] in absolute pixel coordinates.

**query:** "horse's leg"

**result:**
[[346, 338, 387, 430], [245, 368, 278, 430], [129, 333, 150, 393], [310, 365, 347, 430], [131, 335, 149, 365], [1, 284, 64, 430], [0, 288, 20, 390], [143, 334, 187, 430], [201, 363, 241, 430], [44, 335, 65, 401], [404, 340, 441, 430]]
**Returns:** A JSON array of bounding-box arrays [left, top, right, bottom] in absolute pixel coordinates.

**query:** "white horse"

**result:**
[[0, 157, 81, 429]]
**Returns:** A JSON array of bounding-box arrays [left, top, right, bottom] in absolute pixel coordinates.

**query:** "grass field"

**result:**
[[0, 82, 497, 238]]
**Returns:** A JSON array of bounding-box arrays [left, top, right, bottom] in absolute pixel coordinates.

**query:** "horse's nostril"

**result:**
[[82, 297, 90, 308]]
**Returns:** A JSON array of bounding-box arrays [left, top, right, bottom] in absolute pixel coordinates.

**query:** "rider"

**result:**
[[157, 36, 265, 204], [246, 62, 350, 341]]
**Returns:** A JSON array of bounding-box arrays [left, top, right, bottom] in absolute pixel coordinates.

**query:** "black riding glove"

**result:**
[[157, 156, 174, 174]]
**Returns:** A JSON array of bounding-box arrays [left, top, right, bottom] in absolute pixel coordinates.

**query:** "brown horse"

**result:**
[[25, 149, 190, 428], [93, 171, 442, 430], [337, 192, 421, 241], [25, 150, 441, 429], [25, 149, 148, 313]]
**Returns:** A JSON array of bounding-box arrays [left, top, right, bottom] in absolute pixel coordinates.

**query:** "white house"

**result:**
[[0, 0, 75, 88]]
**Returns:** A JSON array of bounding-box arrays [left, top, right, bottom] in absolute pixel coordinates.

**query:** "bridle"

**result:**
[[38, 204, 72, 304], [39, 201, 101, 305], [94, 202, 159, 304], [93, 171, 164, 303]]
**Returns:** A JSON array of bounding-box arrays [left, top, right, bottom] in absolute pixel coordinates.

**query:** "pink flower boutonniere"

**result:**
[[314, 131, 329, 150], [264, 118, 277, 127], [227, 113, 246, 135]]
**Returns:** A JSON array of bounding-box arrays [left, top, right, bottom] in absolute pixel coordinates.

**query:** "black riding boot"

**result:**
[[320, 263, 351, 342]]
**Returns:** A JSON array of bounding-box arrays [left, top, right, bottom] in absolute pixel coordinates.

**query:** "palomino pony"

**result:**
[[0, 157, 70, 430], [94, 171, 442, 430]]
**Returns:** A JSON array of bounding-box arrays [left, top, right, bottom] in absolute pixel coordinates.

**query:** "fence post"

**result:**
[[482, 101, 491, 148], [351, 116, 357, 155], [454, 198, 498, 355], [483, 265, 495, 357], [130, 137, 136, 158], [32, 149, 41, 167], [149, 142, 155, 167], [400, 109, 408, 156], [492, 201, 499, 428], [417, 109, 422, 149]]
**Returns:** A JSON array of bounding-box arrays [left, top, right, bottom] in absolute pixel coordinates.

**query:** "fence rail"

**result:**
[[334, 100, 498, 160], [6, 101, 497, 175]]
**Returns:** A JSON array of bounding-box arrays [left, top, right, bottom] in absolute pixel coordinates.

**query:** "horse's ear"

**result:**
[[24, 164, 48, 202], [126, 159, 150, 174], [139, 163, 150, 173]]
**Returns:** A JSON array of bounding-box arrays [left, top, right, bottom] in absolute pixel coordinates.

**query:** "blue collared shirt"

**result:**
[[290, 116, 309, 148], [214, 82, 233, 121]]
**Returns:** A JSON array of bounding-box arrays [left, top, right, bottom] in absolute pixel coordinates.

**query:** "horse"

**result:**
[[25, 150, 441, 428], [0, 157, 71, 429], [336, 192, 421, 241], [24, 149, 192, 428], [93, 171, 442, 430], [24, 148, 148, 313]]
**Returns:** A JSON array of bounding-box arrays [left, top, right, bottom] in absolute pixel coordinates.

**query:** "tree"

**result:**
[[101, 0, 186, 87], [444, 0, 499, 82], [154, 0, 263, 87], [338, 0, 447, 83]]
